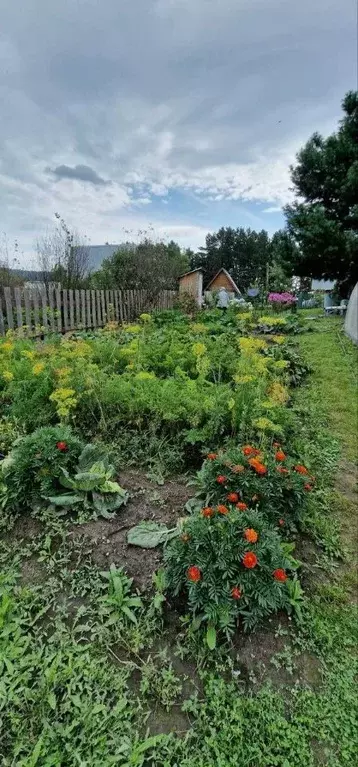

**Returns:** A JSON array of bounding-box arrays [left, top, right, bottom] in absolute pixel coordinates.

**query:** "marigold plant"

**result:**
[[195, 444, 314, 528], [165, 508, 299, 635]]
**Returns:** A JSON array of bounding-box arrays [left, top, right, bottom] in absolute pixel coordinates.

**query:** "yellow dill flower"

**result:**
[[55, 367, 72, 380], [268, 381, 289, 405], [139, 313, 152, 323], [191, 323, 208, 334], [135, 371, 156, 381], [32, 362, 45, 376], [258, 316, 287, 326], [49, 388, 78, 419], [1, 342, 14, 353], [253, 416, 281, 433], [239, 337, 267, 354], [125, 324, 141, 334], [236, 312, 252, 321], [2, 370, 14, 382], [272, 335, 286, 344], [22, 349, 35, 360], [192, 342, 207, 357]]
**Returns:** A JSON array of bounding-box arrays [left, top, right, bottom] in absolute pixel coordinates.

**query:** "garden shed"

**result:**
[[178, 268, 204, 306], [205, 268, 242, 298]]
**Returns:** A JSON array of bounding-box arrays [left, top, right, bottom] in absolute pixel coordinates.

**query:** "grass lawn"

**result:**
[[299, 315, 358, 461]]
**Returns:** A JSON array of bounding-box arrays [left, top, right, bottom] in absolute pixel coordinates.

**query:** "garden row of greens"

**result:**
[[0, 306, 314, 644]]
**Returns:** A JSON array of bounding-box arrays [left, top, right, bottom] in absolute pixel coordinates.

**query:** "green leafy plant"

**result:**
[[127, 520, 180, 548], [99, 564, 143, 626], [139, 651, 183, 711], [47, 443, 128, 518]]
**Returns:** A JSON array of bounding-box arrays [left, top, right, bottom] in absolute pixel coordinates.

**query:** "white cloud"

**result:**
[[0, 0, 355, 262], [263, 206, 283, 214]]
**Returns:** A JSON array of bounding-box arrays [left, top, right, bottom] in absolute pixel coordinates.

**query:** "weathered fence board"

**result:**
[[0, 296, 5, 336], [14, 288, 23, 335], [0, 287, 177, 337]]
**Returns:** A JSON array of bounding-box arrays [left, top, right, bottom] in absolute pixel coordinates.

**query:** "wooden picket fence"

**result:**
[[0, 286, 177, 337]]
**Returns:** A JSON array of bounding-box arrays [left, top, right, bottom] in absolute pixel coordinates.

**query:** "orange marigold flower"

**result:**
[[216, 475, 227, 485], [242, 551, 258, 569], [236, 501, 248, 511], [255, 463, 267, 475], [187, 566, 201, 583], [217, 504, 229, 515], [232, 464, 245, 474], [275, 450, 286, 461], [304, 483, 313, 492], [56, 441, 68, 452], [248, 457, 260, 468], [244, 528, 258, 543], [277, 466, 289, 475], [294, 464, 309, 475], [273, 568, 287, 582], [181, 533, 190, 542], [227, 492, 239, 503], [201, 506, 214, 518], [207, 452, 218, 460], [242, 445, 255, 456], [242, 445, 260, 457], [231, 586, 242, 600]]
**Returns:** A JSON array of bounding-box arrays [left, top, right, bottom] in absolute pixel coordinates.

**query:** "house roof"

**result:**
[[205, 268, 241, 294], [179, 267, 203, 279]]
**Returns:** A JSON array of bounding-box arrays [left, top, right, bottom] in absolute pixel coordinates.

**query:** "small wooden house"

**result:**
[[178, 268, 203, 306], [206, 268, 241, 297]]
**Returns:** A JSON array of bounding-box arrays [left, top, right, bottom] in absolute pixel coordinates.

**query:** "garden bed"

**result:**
[[0, 310, 356, 766]]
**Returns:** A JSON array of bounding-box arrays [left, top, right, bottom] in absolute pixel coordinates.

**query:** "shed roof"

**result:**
[[179, 267, 203, 279], [206, 268, 241, 294]]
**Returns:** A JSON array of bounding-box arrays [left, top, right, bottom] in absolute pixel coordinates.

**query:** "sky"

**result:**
[[0, 0, 356, 267]]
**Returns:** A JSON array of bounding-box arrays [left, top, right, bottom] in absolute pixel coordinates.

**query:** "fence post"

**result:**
[[91, 290, 97, 327], [96, 291, 102, 326], [48, 286, 56, 333], [101, 290, 106, 325], [85, 290, 91, 328], [3, 287, 14, 331], [32, 290, 40, 333], [75, 289, 81, 328], [69, 290, 75, 329], [81, 290, 87, 328], [55, 289, 62, 333], [24, 290, 32, 335], [0, 294, 5, 336], [40, 287, 49, 335], [14, 287, 23, 335], [62, 290, 69, 331]]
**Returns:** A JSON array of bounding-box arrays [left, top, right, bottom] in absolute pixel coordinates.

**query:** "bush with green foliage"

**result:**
[[0, 427, 127, 519], [165, 507, 301, 639], [1, 426, 84, 512]]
